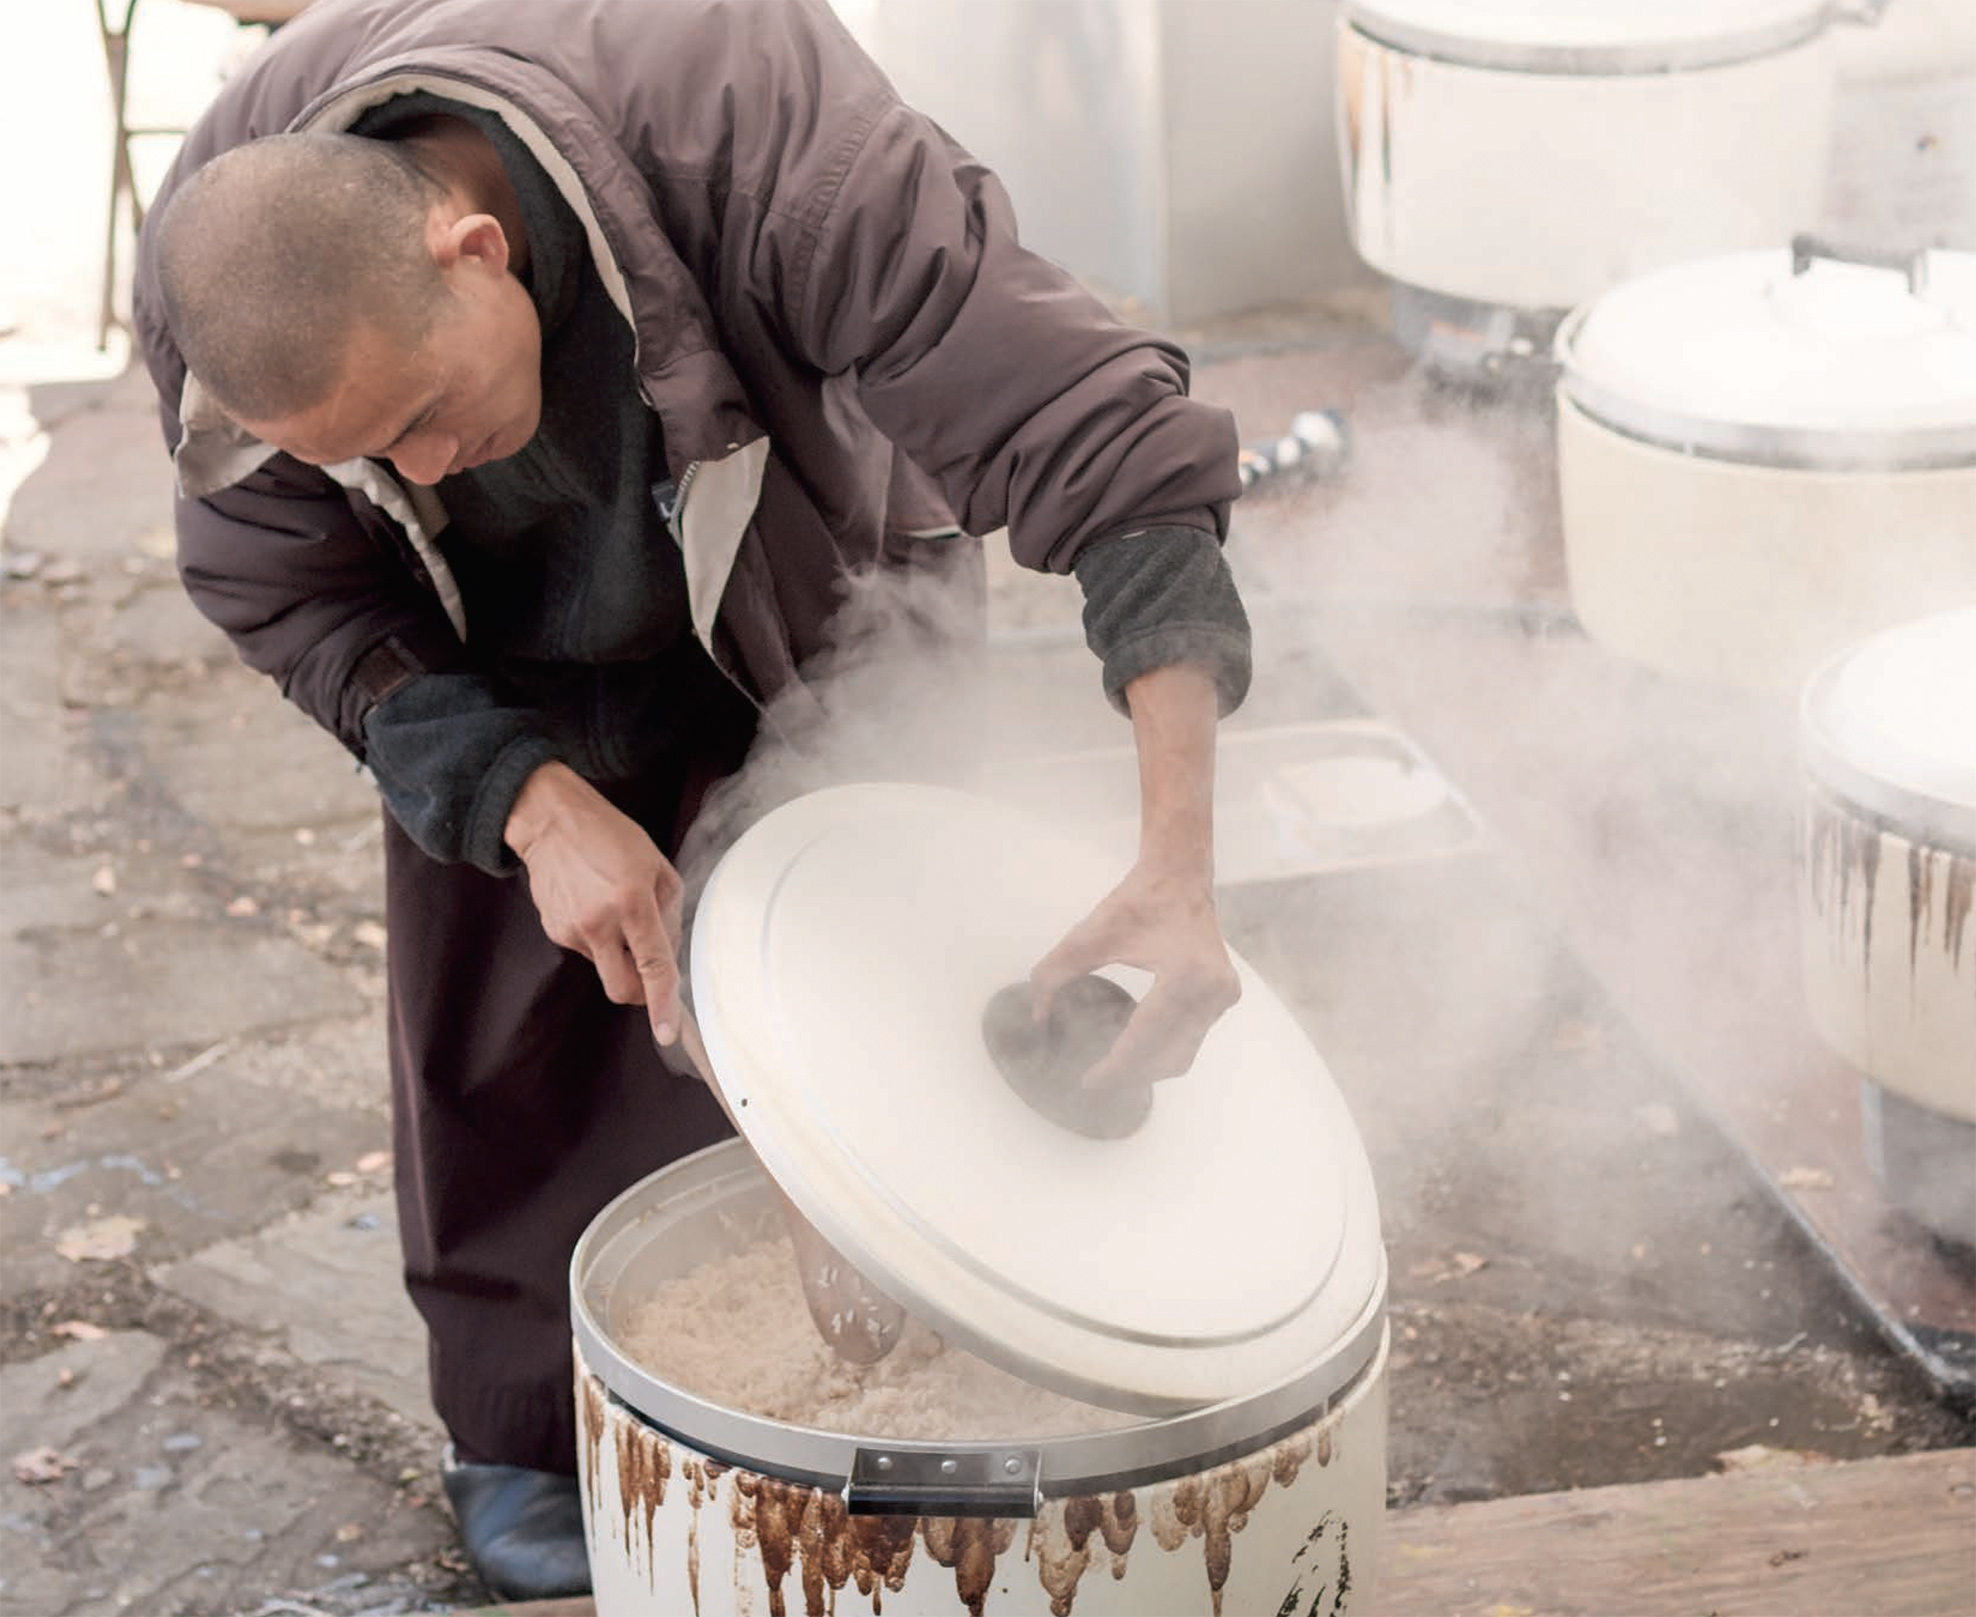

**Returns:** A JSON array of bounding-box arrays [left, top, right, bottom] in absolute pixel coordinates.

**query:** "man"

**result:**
[[135, 0, 1250, 1598]]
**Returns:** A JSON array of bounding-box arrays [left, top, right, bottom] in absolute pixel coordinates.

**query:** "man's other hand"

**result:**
[[1029, 857, 1241, 1089]]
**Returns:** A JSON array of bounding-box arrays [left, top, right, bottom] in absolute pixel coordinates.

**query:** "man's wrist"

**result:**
[[503, 759, 585, 861]]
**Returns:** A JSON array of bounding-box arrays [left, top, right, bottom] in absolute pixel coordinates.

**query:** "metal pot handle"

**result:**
[[1790, 233, 1930, 297]]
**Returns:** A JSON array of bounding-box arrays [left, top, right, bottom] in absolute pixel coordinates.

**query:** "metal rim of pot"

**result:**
[[1555, 237, 1976, 473], [571, 1139, 1390, 1506], [1799, 606, 1976, 857], [1340, 0, 1883, 77]]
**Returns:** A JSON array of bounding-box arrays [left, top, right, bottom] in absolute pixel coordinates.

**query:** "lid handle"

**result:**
[[981, 978, 1154, 1141], [1790, 233, 1930, 297]]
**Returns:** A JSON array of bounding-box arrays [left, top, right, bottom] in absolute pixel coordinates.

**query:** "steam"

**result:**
[[675, 551, 1108, 902]]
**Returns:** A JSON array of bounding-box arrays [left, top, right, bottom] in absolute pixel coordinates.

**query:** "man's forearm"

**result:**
[[1123, 662, 1221, 881]]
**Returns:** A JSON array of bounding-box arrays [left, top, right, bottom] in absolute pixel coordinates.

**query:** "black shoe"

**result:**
[[439, 1444, 592, 1601]]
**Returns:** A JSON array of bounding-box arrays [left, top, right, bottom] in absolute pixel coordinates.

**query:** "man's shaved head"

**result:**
[[156, 132, 450, 421]]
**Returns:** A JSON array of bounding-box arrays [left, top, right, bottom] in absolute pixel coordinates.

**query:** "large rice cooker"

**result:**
[[1554, 239, 1976, 691], [1335, 0, 1875, 372], [572, 784, 1389, 1615], [1799, 607, 1976, 1247]]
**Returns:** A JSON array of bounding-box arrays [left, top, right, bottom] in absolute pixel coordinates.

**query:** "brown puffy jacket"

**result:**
[[132, 0, 1240, 782]]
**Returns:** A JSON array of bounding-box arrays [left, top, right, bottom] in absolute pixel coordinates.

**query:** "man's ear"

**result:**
[[430, 211, 510, 278]]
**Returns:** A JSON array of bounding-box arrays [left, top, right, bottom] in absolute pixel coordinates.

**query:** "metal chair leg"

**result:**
[[96, 0, 149, 351]]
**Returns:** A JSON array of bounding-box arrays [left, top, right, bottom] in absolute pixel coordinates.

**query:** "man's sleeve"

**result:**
[[770, 99, 1243, 579], [178, 457, 557, 873]]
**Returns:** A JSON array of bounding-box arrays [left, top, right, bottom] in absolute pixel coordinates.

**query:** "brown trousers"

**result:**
[[383, 712, 753, 1475]]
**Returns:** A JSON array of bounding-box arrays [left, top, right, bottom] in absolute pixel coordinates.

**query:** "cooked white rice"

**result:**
[[615, 1224, 1136, 1441]]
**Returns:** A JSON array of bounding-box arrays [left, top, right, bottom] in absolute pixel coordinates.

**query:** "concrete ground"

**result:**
[[3, 7, 1972, 1617]]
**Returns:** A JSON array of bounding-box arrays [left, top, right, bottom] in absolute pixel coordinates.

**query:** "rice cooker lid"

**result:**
[[688, 783, 1386, 1414], [1801, 608, 1976, 855], [1557, 242, 1976, 471], [1340, 0, 1838, 73]]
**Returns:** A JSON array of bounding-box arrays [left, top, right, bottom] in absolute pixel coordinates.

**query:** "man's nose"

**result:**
[[390, 432, 458, 486]]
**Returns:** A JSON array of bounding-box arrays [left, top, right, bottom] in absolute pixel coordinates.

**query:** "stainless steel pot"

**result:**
[[1555, 239, 1976, 690]]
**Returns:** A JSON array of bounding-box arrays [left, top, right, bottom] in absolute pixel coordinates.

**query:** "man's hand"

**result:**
[[504, 761, 686, 1045], [1031, 664, 1240, 1088]]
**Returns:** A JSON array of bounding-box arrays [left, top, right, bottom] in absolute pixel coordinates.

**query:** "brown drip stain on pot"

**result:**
[[1804, 796, 1882, 982], [738, 1471, 918, 1617], [580, 1373, 606, 1520], [922, 1515, 1019, 1617], [1151, 1431, 1314, 1617], [1029, 1491, 1140, 1616], [1808, 793, 1976, 980], [615, 1421, 671, 1587]]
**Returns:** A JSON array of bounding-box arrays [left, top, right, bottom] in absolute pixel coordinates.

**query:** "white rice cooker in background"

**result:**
[[1553, 239, 1976, 692], [1797, 608, 1976, 1247], [573, 784, 1390, 1616], [1334, 0, 1884, 377]]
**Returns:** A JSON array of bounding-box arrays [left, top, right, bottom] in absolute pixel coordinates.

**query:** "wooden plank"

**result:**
[[1375, 1448, 1976, 1617], [463, 1453, 1973, 1617]]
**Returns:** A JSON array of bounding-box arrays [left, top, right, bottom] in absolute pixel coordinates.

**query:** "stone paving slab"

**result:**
[[0, 917, 365, 1067], [132, 677, 383, 835], [4, 382, 176, 564], [0, 1060, 390, 1295], [105, 581, 235, 669], [0, 1332, 452, 1617], [151, 1188, 435, 1433], [0, 610, 110, 823]]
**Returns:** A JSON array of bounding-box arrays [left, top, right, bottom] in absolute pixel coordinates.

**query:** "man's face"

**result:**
[[236, 221, 543, 487]]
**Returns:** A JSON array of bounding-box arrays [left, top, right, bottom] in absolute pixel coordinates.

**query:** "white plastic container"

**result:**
[[1554, 241, 1976, 690], [1798, 608, 1976, 1243], [571, 784, 1390, 1614]]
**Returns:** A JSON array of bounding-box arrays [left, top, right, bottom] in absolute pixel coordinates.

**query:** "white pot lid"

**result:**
[[1802, 608, 1976, 852], [1341, 0, 1840, 73], [688, 783, 1386, 1414], [1557, 242, 1976, 470]]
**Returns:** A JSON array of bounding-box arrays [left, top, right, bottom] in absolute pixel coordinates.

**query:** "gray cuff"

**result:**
[[361, 672, 561, 875], [460, 734, 563, 876], [1072, 525, 1252, 716]]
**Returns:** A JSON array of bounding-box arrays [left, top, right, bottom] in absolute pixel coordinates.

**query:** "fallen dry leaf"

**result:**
[[224, 895, 260, 918], [1549, 1020, 1603, 1057], [50, 1321, 107, 1342], [351, 920, 388, 951], [355, 1150, 392, 1175], [11, 1447, 80, 1484], [90, 865, 116, 897], [1779, 1166, 1835, 1192], [1714, 1443, 1832, 1474], [53, 1215, 144, 1263]]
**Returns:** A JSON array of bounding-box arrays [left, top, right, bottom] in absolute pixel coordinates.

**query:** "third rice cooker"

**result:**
[[1554, 239, 1976, 691], [1335, 0, 1870, 321], [572, 783, 1389, 1616], [1798, 607, 1976, 1247]]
